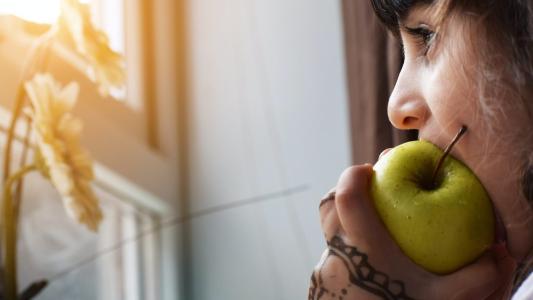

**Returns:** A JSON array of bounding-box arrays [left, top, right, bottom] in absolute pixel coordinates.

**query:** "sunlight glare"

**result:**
[[0, 0, 90, 24]]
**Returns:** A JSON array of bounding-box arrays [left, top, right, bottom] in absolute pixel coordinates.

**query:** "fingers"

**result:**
[[318, 165, 379, 245], [334, 164, 383, 246], [435, 243, 517, 300], [333, 164, 419, 274], [319, 189, 335, 209], [319, 189, 341, 242]]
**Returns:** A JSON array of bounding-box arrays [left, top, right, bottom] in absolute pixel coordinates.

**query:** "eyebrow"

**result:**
[[398, 2, 436, 26]]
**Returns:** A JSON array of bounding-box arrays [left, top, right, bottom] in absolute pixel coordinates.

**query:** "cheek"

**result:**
[[421, 60, 495, 160], [423, 61, 478, 131]]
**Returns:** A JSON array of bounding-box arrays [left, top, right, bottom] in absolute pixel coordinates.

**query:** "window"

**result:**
[[0, 0, 88, 24], [0, 0, 122, 54], [18, 169, 163, 300], [0, 0, 181, 299]]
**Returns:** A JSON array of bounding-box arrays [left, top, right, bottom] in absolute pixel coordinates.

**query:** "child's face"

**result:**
[[389, 5, 533, 260]]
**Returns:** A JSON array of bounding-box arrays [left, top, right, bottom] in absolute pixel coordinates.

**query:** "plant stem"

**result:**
[[3, 86, 28, 182], [0, 28, 56, 284], [3, 27, 55, 179], [13, 117, 34, 233], [2, 164, 37, 300], [13, 38, 54, 235], [431, 126, 468, 187]]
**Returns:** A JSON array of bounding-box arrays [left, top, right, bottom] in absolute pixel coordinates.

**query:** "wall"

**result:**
[[184, 0, 352, 298]]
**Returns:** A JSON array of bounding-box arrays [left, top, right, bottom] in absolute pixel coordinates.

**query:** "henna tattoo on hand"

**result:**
[[309, 236, 415, 300]]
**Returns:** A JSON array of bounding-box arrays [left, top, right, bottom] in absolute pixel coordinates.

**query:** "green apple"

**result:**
[[370, 140, 495, 274]]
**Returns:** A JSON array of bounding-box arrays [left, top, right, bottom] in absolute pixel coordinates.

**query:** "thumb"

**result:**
[[486, 243, 517, 300], [435, 243, 516, 300]]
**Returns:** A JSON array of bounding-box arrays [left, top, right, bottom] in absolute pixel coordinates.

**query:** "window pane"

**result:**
[[0, 0, 129, 101], [18, 168, 160, 299], [91, 0, 125, 54], [0, 0, 90, 26], [0, 0, 124, 55]]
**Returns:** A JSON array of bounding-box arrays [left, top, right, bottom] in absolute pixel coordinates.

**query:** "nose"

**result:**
[[387, 68, 430, 130]]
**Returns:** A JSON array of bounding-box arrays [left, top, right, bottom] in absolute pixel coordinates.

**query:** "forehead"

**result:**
[[400, 3, 440, 26]]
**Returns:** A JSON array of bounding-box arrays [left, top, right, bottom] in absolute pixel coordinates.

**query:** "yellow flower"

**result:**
[[25, 73, 103, 231], [58, 0, 125, 97]]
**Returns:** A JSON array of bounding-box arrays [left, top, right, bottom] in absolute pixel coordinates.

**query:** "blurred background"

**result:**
[[0, 0, 409, 299]]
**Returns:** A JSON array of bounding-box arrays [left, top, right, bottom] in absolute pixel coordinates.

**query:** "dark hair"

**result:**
[[370, 0, 533, 201], [524, 165, 533, 203], [370, 0, 533, 295], [371, 0, 533, 79], [370, 0, 434, 34]]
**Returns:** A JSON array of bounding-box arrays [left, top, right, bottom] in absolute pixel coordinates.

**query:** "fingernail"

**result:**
[[319, 193, 335, 209]]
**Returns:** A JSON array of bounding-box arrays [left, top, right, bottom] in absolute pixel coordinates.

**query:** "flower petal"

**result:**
[[26, 73, 103, 231]]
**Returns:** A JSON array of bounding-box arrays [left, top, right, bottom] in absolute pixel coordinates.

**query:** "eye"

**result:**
[[403, 25, 436, 57]]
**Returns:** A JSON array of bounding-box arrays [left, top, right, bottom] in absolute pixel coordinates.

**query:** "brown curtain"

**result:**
[[342, 0, 417, 165]]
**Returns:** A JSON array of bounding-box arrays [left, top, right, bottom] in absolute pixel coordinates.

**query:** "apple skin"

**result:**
[[370, 140, 495, 274]]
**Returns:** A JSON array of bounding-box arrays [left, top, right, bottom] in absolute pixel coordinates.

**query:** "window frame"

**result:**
[[0, 0, 184, 297]]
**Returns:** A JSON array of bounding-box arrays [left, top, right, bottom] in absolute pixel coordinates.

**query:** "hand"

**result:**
[[309, 164, 517, 300]]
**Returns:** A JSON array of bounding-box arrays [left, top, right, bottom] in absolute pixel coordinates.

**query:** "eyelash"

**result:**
[[404, 26, 436, 57]]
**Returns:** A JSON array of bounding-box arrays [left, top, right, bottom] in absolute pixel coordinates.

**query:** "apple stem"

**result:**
[[430, 126, 468, 188]]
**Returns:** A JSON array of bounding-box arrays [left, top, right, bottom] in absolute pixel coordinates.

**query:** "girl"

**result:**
[[309, 1, 533, 299]]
